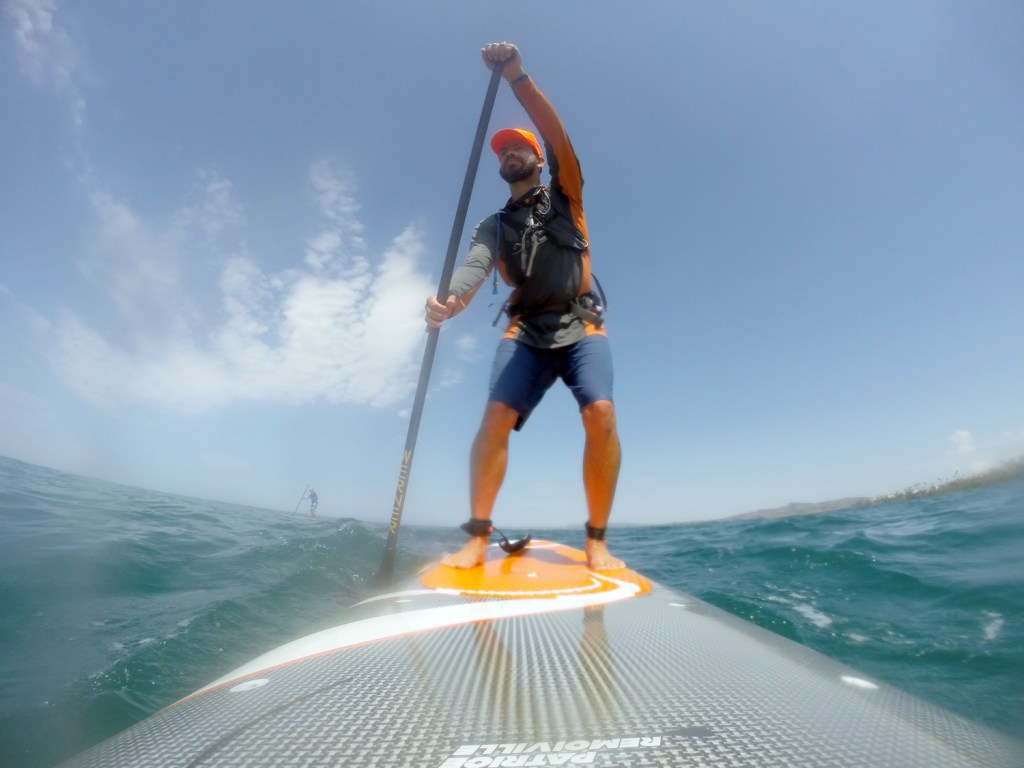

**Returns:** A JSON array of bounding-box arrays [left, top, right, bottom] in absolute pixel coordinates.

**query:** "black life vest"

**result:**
[[491, 187, 606, 326], [496, 187, 588, 286]]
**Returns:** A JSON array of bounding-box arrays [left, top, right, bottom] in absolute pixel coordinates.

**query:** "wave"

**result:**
[[0, 456, 1021, 767]]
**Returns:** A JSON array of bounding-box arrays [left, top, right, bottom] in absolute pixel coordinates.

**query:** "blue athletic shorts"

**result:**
[[488, 335, 614, 431]]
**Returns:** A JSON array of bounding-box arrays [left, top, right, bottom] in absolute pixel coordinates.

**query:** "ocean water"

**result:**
[[0, 455, 1021, 768]]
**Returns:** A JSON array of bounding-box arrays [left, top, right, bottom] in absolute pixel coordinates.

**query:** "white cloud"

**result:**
[[436, 368, 464, 390], [177, 171, 245, 237], [306, 158, 366, 270], [428, 333, 482, 394], [948, 429, 975, 455], [7, 0, 86, 127], [453, 333, 480, 359], [995, 429, 1024, 456], [83, 190, 199, 337], [936, 425, 1024, 482], [45, 162, 435, 413]]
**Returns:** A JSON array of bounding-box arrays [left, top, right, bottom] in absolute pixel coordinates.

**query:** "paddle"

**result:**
[[375, 61, 506, 585], [292, 484, 309, 515]]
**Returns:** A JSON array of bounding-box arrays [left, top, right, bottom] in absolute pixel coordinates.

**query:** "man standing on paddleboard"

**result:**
[[425, 42, 624, 571]]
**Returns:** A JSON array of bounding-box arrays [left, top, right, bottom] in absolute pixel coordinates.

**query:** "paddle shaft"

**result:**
[[293, 484, 309, 515], [376, 62, 506, 584]]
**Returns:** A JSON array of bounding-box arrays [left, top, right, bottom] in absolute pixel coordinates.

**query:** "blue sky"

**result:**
[[2, 1, 1022, 528]]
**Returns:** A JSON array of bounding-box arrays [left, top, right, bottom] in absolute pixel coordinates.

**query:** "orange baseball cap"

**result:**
[[490, 128, 543, 160]]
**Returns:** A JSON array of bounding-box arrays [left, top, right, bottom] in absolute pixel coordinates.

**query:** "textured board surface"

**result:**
[[61, 540, 1022, 767]]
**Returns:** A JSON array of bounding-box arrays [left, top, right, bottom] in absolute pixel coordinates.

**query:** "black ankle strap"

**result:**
[[461, 519, 493, 537], [584, 522, 607, 541]]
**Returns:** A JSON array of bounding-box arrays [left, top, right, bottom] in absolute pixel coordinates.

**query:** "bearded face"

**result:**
[[497, 143, 542, 184]]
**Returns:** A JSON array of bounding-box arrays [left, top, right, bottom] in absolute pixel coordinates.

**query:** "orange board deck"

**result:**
[[419, 539, 652, 599]]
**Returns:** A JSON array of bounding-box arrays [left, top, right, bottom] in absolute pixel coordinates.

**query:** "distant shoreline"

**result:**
[[727, 456, 1024, 522]]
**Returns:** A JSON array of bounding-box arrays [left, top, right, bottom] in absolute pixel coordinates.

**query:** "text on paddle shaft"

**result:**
[[389, 450, 412, 533]]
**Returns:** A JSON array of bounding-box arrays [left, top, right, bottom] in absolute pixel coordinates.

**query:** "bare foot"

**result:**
[[585, 538, 625, 571], [441, 536, 489, 569]]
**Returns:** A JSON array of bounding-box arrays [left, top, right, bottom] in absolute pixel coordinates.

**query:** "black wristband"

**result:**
[[510, 73, 530, 87]]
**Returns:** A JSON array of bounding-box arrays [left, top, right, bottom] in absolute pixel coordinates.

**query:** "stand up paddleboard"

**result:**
[[61, 539, 1021, 767]]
